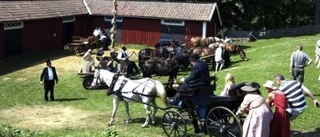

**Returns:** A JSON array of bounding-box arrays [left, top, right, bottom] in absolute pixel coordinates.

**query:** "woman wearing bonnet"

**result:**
[[264, 80, 290, 137], [236, 82, 273, 137]]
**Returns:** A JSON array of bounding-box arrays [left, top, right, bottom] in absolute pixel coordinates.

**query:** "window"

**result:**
[[161, 20, 184, 26], [104, 16, 123, 22], [4, 22, 24, 30], [62, 16, 75, 23]]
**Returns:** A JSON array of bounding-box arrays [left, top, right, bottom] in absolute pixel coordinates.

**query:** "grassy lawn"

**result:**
[[1, 35, 320, 137]]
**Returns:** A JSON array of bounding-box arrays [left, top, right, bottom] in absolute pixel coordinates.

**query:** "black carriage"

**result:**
[[162, 80, 246, 137]]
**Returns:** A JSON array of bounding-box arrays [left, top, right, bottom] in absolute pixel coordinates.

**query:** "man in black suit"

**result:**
[[40, 59, 58, 101], [170, 53, 210, 134], [179, 53, 210, 91]]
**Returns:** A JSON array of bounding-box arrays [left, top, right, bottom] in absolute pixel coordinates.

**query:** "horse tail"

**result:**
[[155, 80, 169, 108]]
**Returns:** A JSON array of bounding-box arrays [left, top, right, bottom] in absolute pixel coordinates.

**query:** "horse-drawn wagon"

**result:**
[[90, 67, 247, 136], [64, 36, 105, 56], [78, 50, 118, 90]]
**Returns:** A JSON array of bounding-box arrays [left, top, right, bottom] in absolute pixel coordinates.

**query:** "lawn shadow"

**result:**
[[54, 98, 87, 102], [291, 128, 320, 137]]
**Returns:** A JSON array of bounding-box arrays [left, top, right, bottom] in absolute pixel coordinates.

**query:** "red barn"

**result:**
[[86, 0, 222, 46], [0, 0, 222, 58]]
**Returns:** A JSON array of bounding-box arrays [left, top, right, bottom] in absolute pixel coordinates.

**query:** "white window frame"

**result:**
[[104, 16, 123, 22], [62, 16, 75, 23], [161, 20, 185, 26], [4, 22, 24, 30]]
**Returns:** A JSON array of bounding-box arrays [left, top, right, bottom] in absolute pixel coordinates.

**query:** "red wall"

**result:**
[[184, 21, 203, 46], [122, 18, 161, 46], [22, 18, 62, 54], [0, 23, 4, 57]]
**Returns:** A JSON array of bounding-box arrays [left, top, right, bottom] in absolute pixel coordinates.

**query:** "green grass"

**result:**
[[1, 36, 320, 136]]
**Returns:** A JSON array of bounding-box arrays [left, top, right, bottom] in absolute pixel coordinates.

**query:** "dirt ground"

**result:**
[[0, 105, 105, 130], [0, 49, 141, 131], [0, 52, 109, 131]]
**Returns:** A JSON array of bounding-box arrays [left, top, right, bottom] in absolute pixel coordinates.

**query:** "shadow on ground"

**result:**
[[53, 98, 87, 102], [291, 128, 320, 137]]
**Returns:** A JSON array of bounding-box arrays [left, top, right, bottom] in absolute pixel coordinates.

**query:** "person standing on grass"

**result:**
[[236, 82, 273, 137], [290, 44, 312, 83], [40, 59, 58, 102], [274, 74, 320, 121], [264, 80, 290, 137]]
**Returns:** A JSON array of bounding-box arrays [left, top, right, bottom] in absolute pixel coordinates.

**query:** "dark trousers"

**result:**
[[292, 67, 304, 83], [44, 80, 55, 101], [126, 60, 140, 76]]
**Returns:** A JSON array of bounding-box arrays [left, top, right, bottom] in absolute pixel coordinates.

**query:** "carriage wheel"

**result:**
[[206, 106, 242, 137], [82, 77, 93, 90], [162, 111, 187, 137]]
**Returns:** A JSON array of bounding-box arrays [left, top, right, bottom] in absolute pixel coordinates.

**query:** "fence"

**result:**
[[224, 25, 320, 42]]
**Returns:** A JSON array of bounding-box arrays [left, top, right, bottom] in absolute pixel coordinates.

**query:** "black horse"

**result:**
[[138, 48, 161, 68], [141, 54, 190, 84]]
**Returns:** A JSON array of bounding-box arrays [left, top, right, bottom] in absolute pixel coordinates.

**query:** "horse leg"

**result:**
[[316, 55, 320, 68], [150, 100, 158, 125], [124, 101, 132, 123], [142, 104, 151, 128], [108, 96, 120, 126]]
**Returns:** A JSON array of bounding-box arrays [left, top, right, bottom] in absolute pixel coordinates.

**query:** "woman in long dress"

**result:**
[[236, 82, 273, 137], [264, 80, 290, 137]]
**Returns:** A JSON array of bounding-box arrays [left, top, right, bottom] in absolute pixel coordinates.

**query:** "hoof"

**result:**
[[141, 124, 149, 128]]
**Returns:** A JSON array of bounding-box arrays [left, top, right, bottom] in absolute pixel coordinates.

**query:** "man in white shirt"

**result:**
[[40, 59, 58, 101]]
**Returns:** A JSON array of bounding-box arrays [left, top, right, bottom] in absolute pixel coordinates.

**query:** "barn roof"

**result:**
[[0, 0, 88, 22], [86, 0, 220, 22], [0, 0, 221, 24]]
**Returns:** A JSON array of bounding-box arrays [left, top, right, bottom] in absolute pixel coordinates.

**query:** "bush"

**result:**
[[0, 125, 35, 137]]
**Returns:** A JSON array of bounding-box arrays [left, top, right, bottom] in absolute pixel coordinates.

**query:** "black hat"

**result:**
[[46, 59, 51, 64], [121, 45, 127, 50], [189, 54, 199, 61]]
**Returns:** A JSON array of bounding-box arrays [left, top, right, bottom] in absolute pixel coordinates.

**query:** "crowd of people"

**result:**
[[41, 26, 320, 136], [167, 42, 319, 136]]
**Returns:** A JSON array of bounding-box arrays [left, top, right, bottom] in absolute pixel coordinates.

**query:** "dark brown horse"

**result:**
[[138, 48, 161, 68], [141, 55, 190, 84], [224, 43, 247, 61]]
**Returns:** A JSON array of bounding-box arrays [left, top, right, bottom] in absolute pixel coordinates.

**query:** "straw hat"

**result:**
[[263, 80, 277, 90], [241, 82, 260, 92]]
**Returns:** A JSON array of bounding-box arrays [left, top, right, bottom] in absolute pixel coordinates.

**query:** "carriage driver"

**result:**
[[169, 53, 210, 105], [169, 53, 210, 134], [117, 45, 141, 78]]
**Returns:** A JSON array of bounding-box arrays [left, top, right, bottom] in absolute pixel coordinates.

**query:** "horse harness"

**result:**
[[108, 74, 157, 99]]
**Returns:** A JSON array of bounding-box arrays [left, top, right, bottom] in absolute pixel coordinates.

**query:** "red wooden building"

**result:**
[[0, 0, 222, 57]]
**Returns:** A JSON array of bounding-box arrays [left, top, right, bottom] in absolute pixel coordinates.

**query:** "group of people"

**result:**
[[234, 74, 319, 137], [39, 38, 319, 136], [168, 43, 320, 136], [218, 44, 319, 137], [93, 26, 111, 50]]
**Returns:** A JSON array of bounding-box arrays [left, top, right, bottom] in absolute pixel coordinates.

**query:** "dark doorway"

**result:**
[[5, 29, 22, 56], [62, 22, 74, 45]]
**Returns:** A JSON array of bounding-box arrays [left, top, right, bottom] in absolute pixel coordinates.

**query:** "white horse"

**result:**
[[90, 68, 169, 127], [315, 40, 320, 80]]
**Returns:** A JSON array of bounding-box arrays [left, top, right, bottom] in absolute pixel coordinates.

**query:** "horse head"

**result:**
[[90, 68, 115, 88]]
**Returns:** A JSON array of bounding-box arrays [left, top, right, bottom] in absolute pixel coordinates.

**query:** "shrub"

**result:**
[[0, 125, 36, 137]]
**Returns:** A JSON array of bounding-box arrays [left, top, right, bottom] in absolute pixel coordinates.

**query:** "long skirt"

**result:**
[[242, 104, 273, 137]]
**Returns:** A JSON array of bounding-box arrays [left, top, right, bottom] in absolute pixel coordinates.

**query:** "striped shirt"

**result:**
[[279, 80, 307, 112], [290, 50, 311, 68]]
